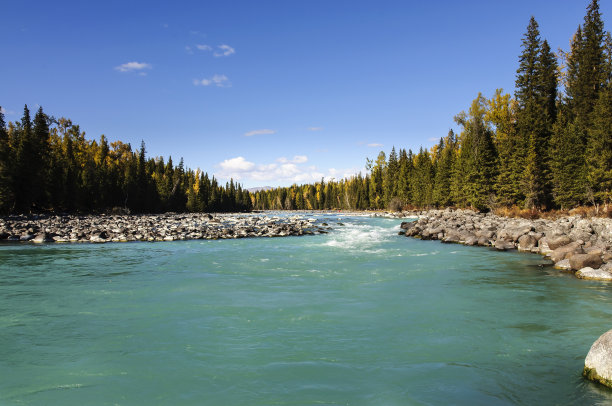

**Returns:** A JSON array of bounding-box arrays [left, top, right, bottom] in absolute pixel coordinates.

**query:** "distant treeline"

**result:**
[[253, 0, 612, 212], [0, 110, 251, 214]]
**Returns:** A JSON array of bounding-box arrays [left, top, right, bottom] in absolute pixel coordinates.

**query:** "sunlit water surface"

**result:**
[[2, 214, 612, 405]]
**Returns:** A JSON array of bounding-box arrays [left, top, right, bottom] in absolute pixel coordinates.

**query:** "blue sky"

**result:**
[[2, 0, 610, 188]]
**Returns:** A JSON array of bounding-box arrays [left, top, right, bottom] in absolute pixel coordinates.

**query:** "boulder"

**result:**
[[441, 231, 461, 244], [576, 267, 612, 281], [464, 236, 478, 246], [549, 242, 583, 263], [517, 234, 538, 252], [554, 259, 572, 270], [32, 232, 54, 243], [547, 235, 572, 250], [494, 239, 515, 251], [584, 329, 612, 388], [502, 225, 533, 242], [569, 253, 603, 271]]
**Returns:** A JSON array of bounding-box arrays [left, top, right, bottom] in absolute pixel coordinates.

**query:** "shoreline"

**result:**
[[398, 208, 612, 281]]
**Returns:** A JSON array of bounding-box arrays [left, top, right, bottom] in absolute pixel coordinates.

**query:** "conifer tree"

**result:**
[[454, 94, 498, 211], [586, 85, 612, 207], [0, 107, 10, 212], [550, 108, 587, 208], [383, 147, 398, 206], [432, 130, 455, 207], [515, 17, 556, 208]]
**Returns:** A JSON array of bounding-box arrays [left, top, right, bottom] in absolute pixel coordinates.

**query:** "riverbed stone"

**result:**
[[549, 242, 584, 263], [576, 267, 612, 281], [547, 235, 572, 250], [33, 232, 54, 243], [494, 239, 515, 251], [569, 253, 603, 271], [554, 259, 572, 270], [517, 234, 538, 252], [584, 329, 612, 388]]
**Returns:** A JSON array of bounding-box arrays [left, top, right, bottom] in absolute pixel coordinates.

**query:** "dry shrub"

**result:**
[[494, 206, 541, 219]]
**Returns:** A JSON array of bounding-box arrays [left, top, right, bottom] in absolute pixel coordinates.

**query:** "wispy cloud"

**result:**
[[196, 44, 212, 51], [244, 129, 276, 137], [193, 74, 230, 87], [115, 61, 152, 73], [308, 127, 323, 131], [214, 44, 235, 57], [215, 156, 362, 186], [277, 155, 308, 164], [367, 143, 384, 148]]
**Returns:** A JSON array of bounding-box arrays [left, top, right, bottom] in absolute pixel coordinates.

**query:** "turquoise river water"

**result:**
[[2, 214, 612, 405]]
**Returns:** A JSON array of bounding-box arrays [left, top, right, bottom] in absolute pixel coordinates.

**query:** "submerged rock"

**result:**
[[584, 329, 612, 388]]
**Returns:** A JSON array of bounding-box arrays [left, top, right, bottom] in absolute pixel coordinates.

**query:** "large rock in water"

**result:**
[[569, 253, 603, 271], [576, 267, 612, 281], [584, 329, 612, 388]]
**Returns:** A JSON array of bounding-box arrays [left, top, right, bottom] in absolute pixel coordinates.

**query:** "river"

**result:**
[[2, 214, 612, 405]]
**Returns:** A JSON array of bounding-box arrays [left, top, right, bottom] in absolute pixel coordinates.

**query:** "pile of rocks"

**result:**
[[400, 209, 612, 281], [0, 213, 331, 244]]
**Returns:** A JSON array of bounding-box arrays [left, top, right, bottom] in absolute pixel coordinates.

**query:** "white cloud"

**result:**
[[277, 155, 308, 164], [185, 45, 193, 54], [196, 44, 212, 51], [219, 156, 256, 172], [244, 129, 276, 137], [308, 127, 323, 131], [193, 74, 230, 87], [367, 143, 384, 148], [115, 61, 152, 73], [215, 156, 361, 186], [214, 44, 235, 57]]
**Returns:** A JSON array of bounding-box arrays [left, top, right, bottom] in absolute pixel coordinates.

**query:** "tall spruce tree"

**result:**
[[573, 0, 606, 129], [586, 85, 612, 207], [551, 107, 587, 208], [432, 131, 455, 207], [0, 107, 10, 212], [454, 94, 498, 211], [31, 107, 51, 209], [515, 17, 556, 208]]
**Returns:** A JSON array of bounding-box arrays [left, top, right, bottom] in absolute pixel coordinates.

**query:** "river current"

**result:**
[[2, 214, 612, 405]]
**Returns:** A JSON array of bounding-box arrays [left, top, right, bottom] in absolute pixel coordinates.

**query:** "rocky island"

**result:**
[[0, 213, 332, 243]]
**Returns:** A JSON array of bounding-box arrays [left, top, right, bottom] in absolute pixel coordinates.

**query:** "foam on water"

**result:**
[[320, 221, 394, 253]]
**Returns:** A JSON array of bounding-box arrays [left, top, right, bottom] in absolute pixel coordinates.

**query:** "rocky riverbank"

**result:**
[[0, 213, 333, 243], [400, 209, 612, 281]]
